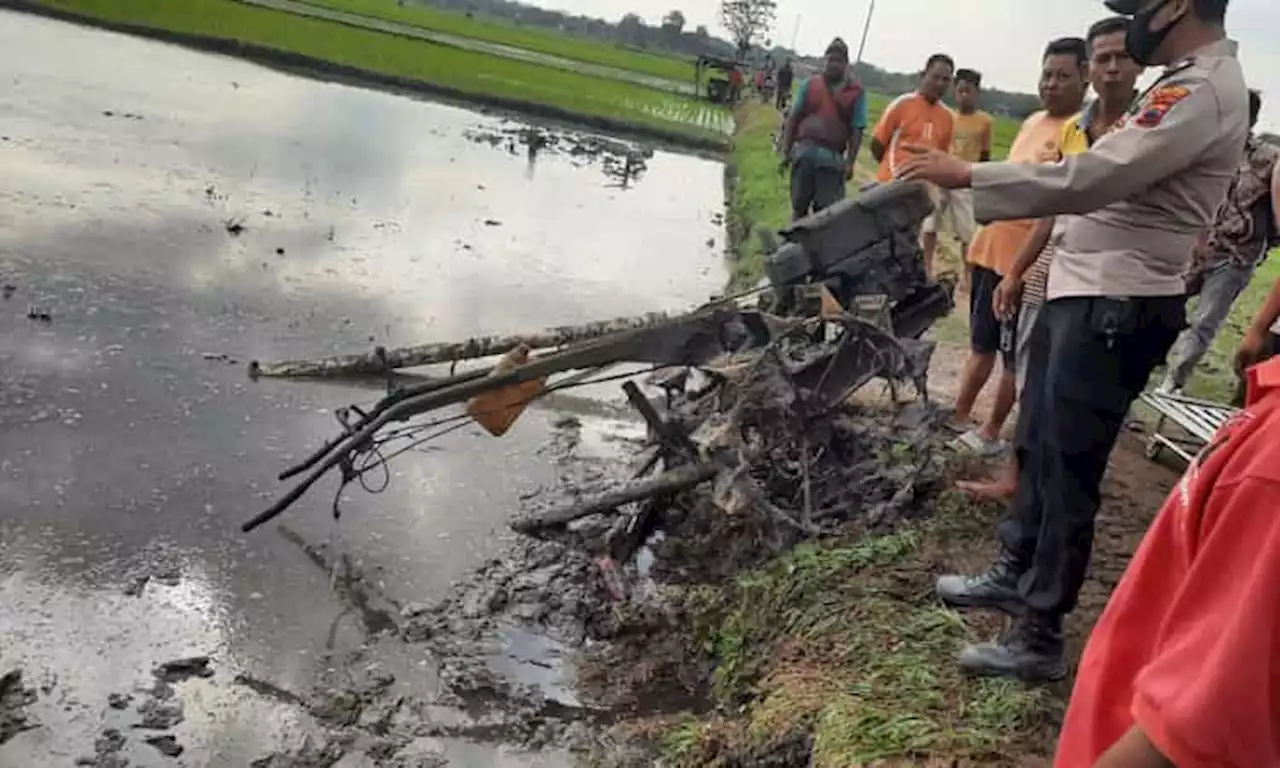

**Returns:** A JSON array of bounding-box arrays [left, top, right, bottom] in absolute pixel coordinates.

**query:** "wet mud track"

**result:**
[[0, 10, 723, 767]]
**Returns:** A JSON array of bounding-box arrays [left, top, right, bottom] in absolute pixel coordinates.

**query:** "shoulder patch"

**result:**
[[1133, 85, 1191, 128]]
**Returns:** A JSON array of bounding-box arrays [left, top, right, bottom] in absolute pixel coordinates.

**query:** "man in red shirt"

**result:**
[[1055, 353, 1280, 767]]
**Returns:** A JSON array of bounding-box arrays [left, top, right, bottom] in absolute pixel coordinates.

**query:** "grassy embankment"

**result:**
[[299, 0, 694, 84], [652, 490, 1062, 767], [30, 0, 728, 145]]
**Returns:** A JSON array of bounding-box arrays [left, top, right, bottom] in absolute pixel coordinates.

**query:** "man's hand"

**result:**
[[1185, 271, 1205, 296], [992, 276, 1024, 322], [896, 147, 973, 189], [1237, 326, 1270, 374]]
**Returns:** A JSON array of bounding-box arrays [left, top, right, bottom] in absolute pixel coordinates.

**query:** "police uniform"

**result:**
[[968, 39, 1249, 621]]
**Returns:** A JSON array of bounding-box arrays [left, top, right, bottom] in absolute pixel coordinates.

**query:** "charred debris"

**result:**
[[243, 180, 955, 576]]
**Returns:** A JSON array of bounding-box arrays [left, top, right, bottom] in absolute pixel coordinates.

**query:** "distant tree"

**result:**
[[694, 23, 709, 37], [617, 12, 646, 46], [719, 0, 776, 55], [660, 9, 685, 46]]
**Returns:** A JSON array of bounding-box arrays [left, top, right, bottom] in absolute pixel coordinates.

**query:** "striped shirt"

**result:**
[[1024, 102, 1123, 306]]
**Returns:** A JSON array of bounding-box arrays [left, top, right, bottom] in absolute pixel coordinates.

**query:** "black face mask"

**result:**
[[1125, 0, 1187, 66]]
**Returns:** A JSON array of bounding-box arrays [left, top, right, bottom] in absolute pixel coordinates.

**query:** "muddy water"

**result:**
[[0, 10, 723, 767]]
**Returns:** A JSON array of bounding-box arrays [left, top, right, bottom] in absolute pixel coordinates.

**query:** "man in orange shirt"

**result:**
[[871, 55, 955, 271], [924, 68, 993, 285], [946, 38, 1088, 455]]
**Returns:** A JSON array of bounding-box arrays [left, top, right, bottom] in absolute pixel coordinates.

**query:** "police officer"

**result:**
[[897, 0, 1248, 682]]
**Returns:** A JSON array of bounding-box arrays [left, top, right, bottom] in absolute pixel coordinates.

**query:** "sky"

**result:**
[[529, 0, 1280, 132]]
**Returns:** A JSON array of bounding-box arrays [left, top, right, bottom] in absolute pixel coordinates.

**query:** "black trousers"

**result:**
[[790, 159, 845, 220], [999, 295, 1185, 616]]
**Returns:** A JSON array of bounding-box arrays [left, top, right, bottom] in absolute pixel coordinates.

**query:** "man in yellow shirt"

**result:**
[[957, 17, 1142, 499], [946, 37, 1089, 455], [924, 68, 993, 282]]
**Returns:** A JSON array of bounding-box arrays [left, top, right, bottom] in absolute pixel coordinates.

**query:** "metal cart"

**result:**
[[1139, 390, 1238, 464]]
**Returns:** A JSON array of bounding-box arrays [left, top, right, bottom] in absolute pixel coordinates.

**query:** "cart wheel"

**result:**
[[1145, 440, 1163, 461]]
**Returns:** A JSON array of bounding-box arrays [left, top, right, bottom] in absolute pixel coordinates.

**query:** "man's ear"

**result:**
[[1162, 0, 1192, 25]]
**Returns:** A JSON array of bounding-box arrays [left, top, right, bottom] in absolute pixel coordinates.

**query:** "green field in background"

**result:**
[[302, 0, 694, 84], [37, 0, 727, 142]]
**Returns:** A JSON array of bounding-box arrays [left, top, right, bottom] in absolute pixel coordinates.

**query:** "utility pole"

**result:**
[[854, 0, 876, 67], [790, 14, 801, 50]]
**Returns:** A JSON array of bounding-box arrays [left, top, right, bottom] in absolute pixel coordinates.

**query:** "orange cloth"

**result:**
[[872, 93, 954, 182], [1055, 356, 1280, 768], [965, 111, 1069, 275], [950, 109, 993, 163]]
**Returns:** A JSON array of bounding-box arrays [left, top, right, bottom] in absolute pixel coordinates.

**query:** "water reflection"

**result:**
[[0, 8, 724, 765]]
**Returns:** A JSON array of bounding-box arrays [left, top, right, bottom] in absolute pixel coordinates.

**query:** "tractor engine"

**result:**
[[763, 180, 956, 339]]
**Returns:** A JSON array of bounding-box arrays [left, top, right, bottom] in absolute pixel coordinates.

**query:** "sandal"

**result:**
[[943, 416, 979, 435], [949, 429, 1008, 458]]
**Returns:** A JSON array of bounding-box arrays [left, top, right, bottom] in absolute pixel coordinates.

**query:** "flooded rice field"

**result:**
[[0, 9, 724, 767]]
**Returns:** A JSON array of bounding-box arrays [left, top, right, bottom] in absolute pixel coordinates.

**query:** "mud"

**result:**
[[367, 375, 951, 763], [463, 126, 656, 188], [0, 671, 38, 746]]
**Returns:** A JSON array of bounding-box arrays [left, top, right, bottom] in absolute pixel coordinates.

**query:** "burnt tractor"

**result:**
[[761, 180, 956, 339]]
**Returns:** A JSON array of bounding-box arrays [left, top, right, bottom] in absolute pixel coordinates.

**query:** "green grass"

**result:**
[[667, 492, 1061, 767], [39, 0, 727, 143], [1181, 255, 1280, 402], [725, 105, 797, 289], [301, 0, 694, 84]]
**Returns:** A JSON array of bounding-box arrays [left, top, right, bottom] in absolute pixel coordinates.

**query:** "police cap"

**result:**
[[1103, 0, 1143, 14]]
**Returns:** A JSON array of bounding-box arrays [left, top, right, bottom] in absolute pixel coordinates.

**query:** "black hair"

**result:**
[[1043, 37, 1088, 69], [1193, 0, 1228, 24], [1086, 16, 1129, 54], [826, 37, 849, 59], [924, 53, 955, 73], [1249, 89, 1262, 126], [955, 69, 982, 88]]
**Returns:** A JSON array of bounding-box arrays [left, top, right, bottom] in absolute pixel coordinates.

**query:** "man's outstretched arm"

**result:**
[[899, 82, 1221, 221]]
